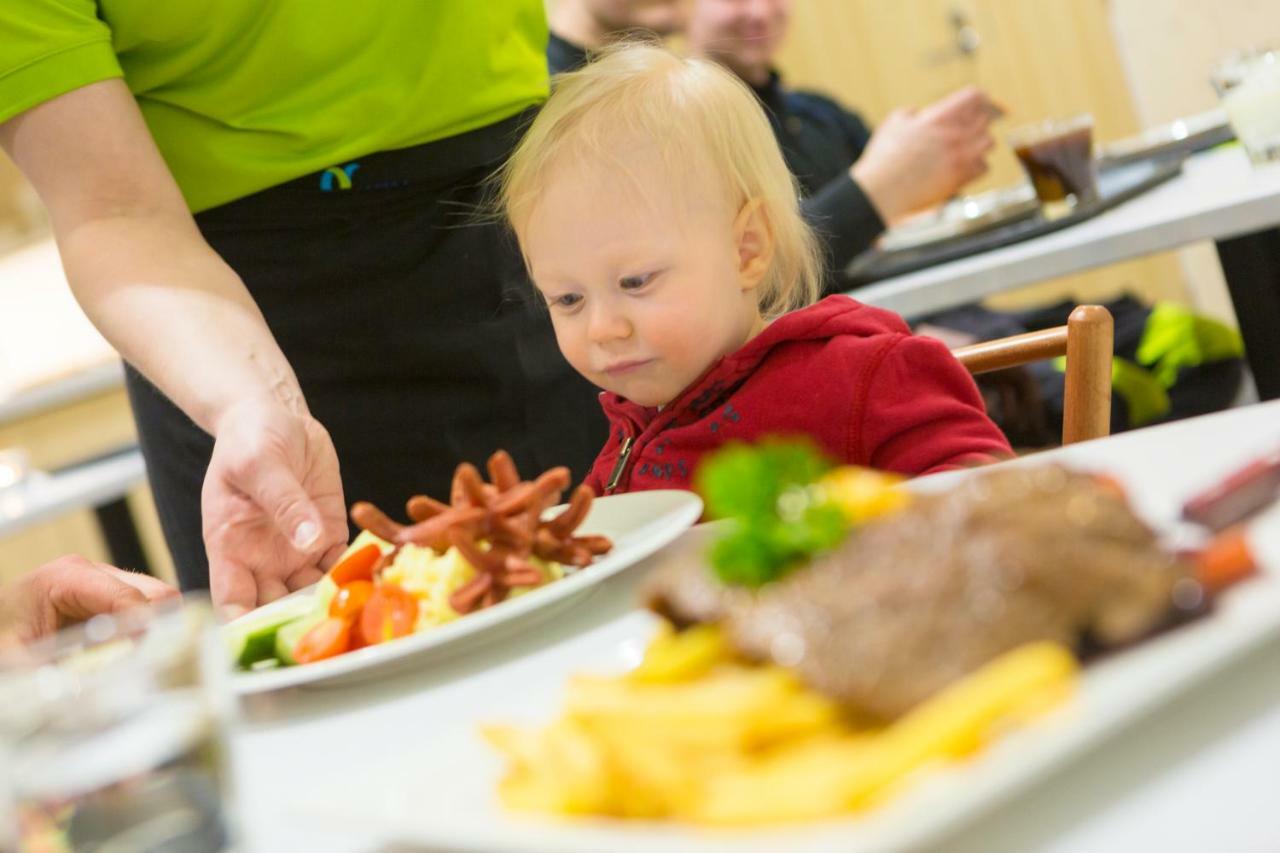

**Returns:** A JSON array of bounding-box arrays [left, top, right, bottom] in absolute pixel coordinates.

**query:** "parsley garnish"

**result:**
[[695, 439, 849, 587]]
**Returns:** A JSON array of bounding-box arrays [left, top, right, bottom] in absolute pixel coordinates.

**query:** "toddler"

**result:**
[[499, 43, 1010, 495]]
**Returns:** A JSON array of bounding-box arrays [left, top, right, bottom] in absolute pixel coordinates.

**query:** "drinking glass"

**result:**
[[1216, 49, 1280, 164], [1006, 114, 1099, 218], [0, 597, 237, 852]]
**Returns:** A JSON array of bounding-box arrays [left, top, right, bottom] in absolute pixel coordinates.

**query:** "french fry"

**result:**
[[628, 622, 732, 684], [482, 719, 615, 815], [691, 642, 1076, 825], [879, 644, 1075, 756], [840, 642, 1077, 813], [589, 726, 702, 818], [691, 734, 875, 824], [486, 639, 1078, 825], [566, 667, 841, 752]]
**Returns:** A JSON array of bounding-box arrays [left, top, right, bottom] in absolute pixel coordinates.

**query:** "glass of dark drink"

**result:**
[[1007, 114, 1099, 215], [0, 598, 237, 853]]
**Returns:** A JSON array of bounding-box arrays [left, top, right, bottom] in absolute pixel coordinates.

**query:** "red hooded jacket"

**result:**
[[584, 296, 1011, 495]]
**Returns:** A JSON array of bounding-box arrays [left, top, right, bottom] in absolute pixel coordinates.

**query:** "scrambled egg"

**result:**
[[351, 530, 566, 631]]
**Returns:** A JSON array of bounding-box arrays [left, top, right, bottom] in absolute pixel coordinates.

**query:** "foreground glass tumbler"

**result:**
[[0, 597, 237, 853]]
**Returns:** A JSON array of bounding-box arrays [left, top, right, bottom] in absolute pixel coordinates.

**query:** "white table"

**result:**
[[0, 238, 153, 569], [0, 369, 150, 572], [849, 147, 1280, 400], [0, 448, 145, 540], [231, 400, 1280, 853]]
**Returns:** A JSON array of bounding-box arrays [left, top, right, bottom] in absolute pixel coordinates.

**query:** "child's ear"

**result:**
[[732, 198, 775, 292]]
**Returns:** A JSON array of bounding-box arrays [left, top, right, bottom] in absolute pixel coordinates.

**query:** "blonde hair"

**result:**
[[499, 41, 823, 319]]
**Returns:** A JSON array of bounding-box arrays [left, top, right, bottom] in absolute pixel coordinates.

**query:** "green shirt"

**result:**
[[0, 1, 549, 212]]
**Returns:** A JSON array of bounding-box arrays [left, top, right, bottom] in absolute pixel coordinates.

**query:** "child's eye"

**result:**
[[619, 271, 657, 291], [548, 293, 583, 311]]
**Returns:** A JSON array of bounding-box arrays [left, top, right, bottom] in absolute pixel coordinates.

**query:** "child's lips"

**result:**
[[601, 358, 654, 377]]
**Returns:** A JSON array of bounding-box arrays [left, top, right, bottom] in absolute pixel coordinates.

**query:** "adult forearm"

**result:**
[[1, 80, 306, 436], [57, 211, 306, 435], [802, 171, 885, 294]]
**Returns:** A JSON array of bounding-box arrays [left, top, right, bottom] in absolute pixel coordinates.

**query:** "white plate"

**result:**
[[273, 408, 1280, 851], [289, 580, 1280, 853], [877, 184, 1039, 253], [1097, 108, 1231, 165], [227, 489, 702, 694]]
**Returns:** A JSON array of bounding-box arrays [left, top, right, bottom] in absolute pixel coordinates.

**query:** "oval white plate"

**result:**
[[226, 489, 702, 694], [878, 183, 1039, 252]]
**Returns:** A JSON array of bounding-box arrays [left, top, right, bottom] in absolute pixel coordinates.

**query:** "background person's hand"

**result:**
[[852, 86, 1000, 223], [0, 555, 178, 645], [202, 399, 348, 618]]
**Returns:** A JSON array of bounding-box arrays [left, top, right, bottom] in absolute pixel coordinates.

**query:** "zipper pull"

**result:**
[[605, 436, 636, 493]]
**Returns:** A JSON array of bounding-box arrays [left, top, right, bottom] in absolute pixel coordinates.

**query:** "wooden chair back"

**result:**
[[951, 305, 1114, 444]]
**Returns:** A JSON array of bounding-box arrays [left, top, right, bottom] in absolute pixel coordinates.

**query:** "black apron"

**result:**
[[127, 111, 607, 590]]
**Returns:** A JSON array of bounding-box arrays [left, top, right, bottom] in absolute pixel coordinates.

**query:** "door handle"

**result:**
[[950, 7, 981, 55], [922, 6, 982, 65]]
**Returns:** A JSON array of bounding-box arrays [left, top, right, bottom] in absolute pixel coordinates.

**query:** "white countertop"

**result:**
[[0, 238, 141, 534], [0, 448, 145, 539]]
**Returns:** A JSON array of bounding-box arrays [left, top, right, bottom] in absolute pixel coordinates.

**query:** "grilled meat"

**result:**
[[645, 465, 1192, 720]]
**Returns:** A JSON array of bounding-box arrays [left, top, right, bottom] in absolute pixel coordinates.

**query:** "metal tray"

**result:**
[[877, 184, 1040, 253], [846, 155, 1185, 286]]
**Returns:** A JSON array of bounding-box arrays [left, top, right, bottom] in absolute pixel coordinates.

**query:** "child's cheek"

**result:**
[[647, 316, 699, 365], [552, 320, 591, 375]]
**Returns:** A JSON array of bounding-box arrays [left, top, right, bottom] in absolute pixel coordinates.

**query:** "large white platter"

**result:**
[[272, 405, 1280, 851], [227, 489, 702, 694]]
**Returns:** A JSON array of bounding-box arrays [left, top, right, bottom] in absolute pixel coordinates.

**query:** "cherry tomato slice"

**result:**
[[328, 543, 382, 585], [330, 580, 374, 619], [360, 583, 419, 646], [1195, 527, 1257, 594], [293, 617, 352, 664], [1091, 473, 1128, 501]]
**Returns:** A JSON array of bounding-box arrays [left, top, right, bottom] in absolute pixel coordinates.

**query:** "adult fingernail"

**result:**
[[293, 520, 319, 549]]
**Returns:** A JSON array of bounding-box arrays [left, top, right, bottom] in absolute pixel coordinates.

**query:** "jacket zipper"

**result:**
[[604, 435, 636, 494]]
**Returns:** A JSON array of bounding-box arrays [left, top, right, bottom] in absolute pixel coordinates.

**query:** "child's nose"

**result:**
[[587, 303, 633, 344]]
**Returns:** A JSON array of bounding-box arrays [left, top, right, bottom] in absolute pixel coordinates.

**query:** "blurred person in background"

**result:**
[[686, 0, 1001, 284], [548, 0, 690, 73], [547, 0, 1002, 287]]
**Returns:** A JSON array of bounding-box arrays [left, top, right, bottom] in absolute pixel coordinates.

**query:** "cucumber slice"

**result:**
[[314, 574, 338, 611], [226, 591, 324, 669], [236, 625, 283, 669], [275, 608, 329, 666]]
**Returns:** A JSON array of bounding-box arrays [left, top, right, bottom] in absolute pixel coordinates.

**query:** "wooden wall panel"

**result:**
[[777, 0, 1190, 309]]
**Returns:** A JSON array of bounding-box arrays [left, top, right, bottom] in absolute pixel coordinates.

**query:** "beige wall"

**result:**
[[1111, 0, 1280, 125], [1110, 0, 1280, 326], [776, 0, 1192, 311]]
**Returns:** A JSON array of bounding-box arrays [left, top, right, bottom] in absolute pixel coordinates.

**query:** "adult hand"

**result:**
[[203, 399, 348, 617], [852, 86, 1000, 223], [0, 555, 178, 645]]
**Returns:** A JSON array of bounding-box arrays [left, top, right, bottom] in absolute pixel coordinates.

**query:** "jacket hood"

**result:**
[[598, 296, 908, 432]]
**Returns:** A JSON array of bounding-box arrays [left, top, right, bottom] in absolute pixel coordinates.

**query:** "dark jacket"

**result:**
[[749, 71, 885, 287]]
